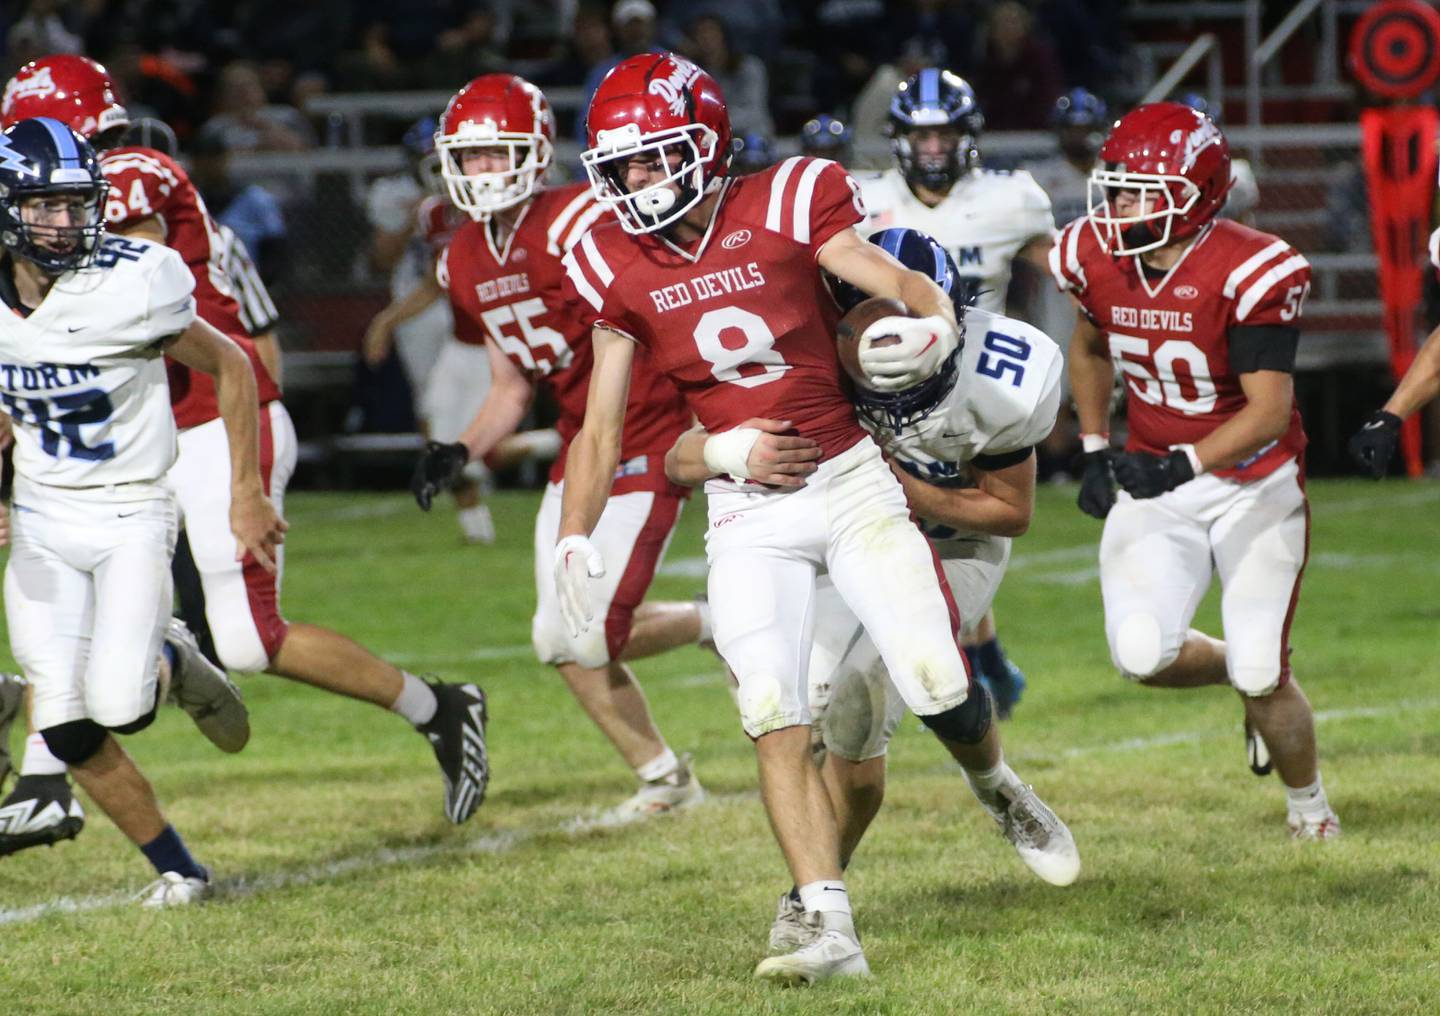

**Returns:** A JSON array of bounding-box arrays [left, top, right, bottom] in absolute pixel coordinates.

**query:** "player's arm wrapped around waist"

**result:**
[[890, 448, 1035, 539]]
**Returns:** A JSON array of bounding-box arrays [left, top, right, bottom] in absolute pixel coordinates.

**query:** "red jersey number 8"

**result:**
[[693, 306, 793, 388]]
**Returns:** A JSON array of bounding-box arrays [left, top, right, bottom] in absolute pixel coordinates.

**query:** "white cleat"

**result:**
[[605, 755, 704, 824], [165, 619, 249, 753], [1288, 809, 1341, 842], [754, 929, 871, 986], [971, 779, 1081, 887], [138, 870, 213, 909], [459, 504, 496, 545], [767, 892, 821, 954]]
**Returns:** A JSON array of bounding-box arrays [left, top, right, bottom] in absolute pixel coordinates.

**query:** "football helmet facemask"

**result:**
[[0, 117, 109, 274], [1087, 101, 1232, 256], [887, 68, 983, 195], [437, 74, 555, 221], [581, 53, 731, 235]]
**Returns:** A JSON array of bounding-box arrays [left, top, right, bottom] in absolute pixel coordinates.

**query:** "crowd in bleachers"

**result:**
[[2, 0, 1131, 149]]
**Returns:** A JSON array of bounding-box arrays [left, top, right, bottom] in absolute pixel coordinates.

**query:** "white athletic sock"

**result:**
[[963, 758, 1020, 808], [391, 672, 438, 726], [695, 598, 713, 646], [20, 732, 67, 777], [798, 880, 856, 940], [1285, 776, 1330, 819], [635, 746, 679, 784], [458, 504, 495, 544]]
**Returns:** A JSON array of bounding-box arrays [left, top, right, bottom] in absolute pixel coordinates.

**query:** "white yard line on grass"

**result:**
[[0, 794, 754, 928], [7, 697, 1437, 928]]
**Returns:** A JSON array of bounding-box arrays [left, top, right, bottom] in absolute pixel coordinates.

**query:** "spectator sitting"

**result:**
[[188, 133, 288, 281], [534, 5, 613, 88], [418, 9, 506, 89], [577, 0, 662, 142], [685, 15, 772, 137], [198, 59, 315, 152], [969, 1, 1063, 131], [4, 0, 83, 75]]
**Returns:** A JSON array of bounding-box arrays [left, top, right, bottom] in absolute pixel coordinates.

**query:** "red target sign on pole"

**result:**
[[1350, 0, 1440, 99], [1352, 0, 1440, 476]]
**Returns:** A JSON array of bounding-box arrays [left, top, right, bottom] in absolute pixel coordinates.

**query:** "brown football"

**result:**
[[836, 296, 915, 391]]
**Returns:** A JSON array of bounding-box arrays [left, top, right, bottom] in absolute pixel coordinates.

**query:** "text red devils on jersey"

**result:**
[[1051, 217, 1311, 479], [563, 156, 868, 461], [101, 145, 281, 427], [440, 181, 690, 494]]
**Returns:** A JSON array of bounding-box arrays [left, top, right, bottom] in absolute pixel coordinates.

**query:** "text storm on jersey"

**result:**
[[649, 262, 767, 312]]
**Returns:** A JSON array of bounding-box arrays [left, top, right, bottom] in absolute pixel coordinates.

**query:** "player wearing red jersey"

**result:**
[[409, 74, 708, 819], [558, 54, 1073, 984], [1, 56, 489, 830], [1054, 102, 1339, 840]]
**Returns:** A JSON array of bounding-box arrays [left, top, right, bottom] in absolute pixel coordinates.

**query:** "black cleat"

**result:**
[[0, 672, 26, 788], [1245, 719, 1273, 777], [0, 774, 85, 857], [417, 682, 489, 824]]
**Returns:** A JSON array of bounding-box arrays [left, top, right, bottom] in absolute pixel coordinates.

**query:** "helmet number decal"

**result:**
[[692, 305, 792, 389], [1110, 334, 1217, 415]]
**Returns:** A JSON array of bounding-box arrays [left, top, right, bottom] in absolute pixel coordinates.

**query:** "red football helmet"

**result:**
[[581, 53, 731, 235], [1, 56, 129, 140], [436, 74, 555, 221], [1087, 101, 1232, 255]]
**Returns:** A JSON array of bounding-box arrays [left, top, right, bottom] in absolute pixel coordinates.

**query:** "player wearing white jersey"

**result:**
[[664, 228, 1078, 954], [0, 118, 284, 901], [855, 69, 1055, 716], [856, 69, 1054, 319]]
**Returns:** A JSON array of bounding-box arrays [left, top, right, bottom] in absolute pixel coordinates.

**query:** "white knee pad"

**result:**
[[210, 620, 271, 674], [1110, 613, 1181, 680], [531, 613, 611, 669], [1229, 656, 1283, 698]]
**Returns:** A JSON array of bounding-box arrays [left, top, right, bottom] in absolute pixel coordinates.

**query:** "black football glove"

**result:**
[[1112, 449, 1195, 499], [1348, 410, 1401, 480], [1077, 449, 1117, 519], [411, 440, 469, 511]]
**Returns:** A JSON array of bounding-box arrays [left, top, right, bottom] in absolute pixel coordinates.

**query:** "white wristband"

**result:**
[[702, 427, 762, 480], [1170, 443, 1205, 475], [1081, 433, 1110, 453]]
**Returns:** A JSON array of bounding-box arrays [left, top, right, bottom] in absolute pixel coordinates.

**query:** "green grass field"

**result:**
[[2, 481, 1439, 1014]]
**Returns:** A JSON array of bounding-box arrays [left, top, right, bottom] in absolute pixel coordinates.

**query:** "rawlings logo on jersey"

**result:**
[[721, 229, 751, 250], [647, 59, 703, 116], [1174, 285, 1199, 300], [1170, 119, 1223, 170], [1, 67, 55, 114]]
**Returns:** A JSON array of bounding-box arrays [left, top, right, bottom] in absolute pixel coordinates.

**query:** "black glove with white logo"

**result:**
[[411, 441, 469, 511], [1077, 450, 1117, 519], [1112, 449, 1195, 499], [1348, 410, 1401, 480]]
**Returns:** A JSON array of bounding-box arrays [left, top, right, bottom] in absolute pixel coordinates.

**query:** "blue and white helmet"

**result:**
[[833, 227, 965, 431], [1051, 88, 1109, 161], [0, 117, 108, 273], [800, 114, 852, 158], [887, 68, 983, 192]]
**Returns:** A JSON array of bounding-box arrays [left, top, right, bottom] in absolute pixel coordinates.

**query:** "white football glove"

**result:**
[[555, 534, 606, 637], [858, 314, 960, 392]]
